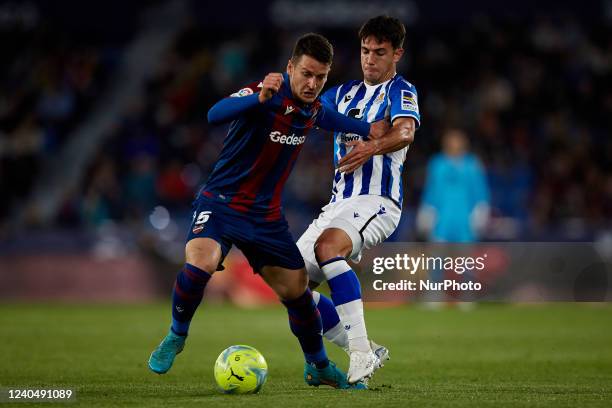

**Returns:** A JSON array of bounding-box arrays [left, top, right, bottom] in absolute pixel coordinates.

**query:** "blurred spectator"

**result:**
[[124, 154, 158, 218], [82, 156, 123, 226]]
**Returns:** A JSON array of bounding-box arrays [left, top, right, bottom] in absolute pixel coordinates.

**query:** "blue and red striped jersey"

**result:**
[[201, 73, 322, 221]]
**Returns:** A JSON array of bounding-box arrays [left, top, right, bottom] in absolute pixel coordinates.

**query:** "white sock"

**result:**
[[336, 299, 370, 352], [311, 290, 349, 350], [323, 321, 349, 351]]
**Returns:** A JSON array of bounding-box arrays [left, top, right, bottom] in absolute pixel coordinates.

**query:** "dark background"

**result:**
[[0, 0, 610, 300]]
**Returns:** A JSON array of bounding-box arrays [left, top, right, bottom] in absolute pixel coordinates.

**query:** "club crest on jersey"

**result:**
[[401, 89, 418, 112], [230, 87, 254, 97], [374, 92, 386, 104]]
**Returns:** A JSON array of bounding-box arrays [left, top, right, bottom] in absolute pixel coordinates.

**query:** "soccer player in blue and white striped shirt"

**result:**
[[297, 16, 420, 384]]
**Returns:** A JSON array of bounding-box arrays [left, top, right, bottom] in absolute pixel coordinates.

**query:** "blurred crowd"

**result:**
[[0, 12, 118, 230], [409, 16, 612, 240], [2, 9, 611, 242]]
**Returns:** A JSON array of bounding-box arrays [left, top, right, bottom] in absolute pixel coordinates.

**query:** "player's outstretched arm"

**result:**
[[207, 73, 284, 125], [338, 117, 415, 173], [316, 104, 372, 136], [207, 93, 261, 124]]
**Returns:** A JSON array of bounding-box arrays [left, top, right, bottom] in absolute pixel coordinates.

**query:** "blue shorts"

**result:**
[[186, 197, 305, 273]]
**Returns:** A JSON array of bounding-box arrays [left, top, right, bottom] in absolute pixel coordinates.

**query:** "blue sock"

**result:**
[[318, 257, 362, 306], [312, 291, 340, 333], [319, 257, 370, 352], [282, 289, 329, 369], [171, 263, 212, 336]]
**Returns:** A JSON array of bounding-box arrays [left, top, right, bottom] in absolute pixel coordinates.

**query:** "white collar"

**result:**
[[363, 73, 396, 89]]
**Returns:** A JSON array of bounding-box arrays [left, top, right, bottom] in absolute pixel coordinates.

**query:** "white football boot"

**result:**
[[370, 339, 390, 370], [347, 349, 379, 383]]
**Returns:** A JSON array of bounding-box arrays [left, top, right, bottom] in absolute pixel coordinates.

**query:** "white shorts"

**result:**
[[296, 195, 401, 283]]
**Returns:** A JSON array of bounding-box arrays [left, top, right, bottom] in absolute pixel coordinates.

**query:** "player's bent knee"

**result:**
[[283, 273, 308, 300], [314, 229, 352, 263], [185, 238, 222, 274], [259, 265, 308, 301], [276, 286, 300, 302], [272, 279, 307, 301]]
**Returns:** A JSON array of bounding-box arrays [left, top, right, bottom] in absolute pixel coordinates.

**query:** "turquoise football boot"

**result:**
[[304, 361, 367, 390], [148, 330, 186, 374]]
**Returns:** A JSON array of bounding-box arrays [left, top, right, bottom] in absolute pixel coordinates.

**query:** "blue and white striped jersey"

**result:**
[[322, 74, 420, 208]]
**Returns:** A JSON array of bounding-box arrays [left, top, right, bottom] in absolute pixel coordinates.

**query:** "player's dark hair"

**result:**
[[359, 15, 406, 50], [291, 33, 333, 65]]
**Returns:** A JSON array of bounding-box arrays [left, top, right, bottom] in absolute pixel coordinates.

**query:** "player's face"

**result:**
[[443, 130, 468, 156], [361, 36, 404, 85], [287, 55, 330, 104]]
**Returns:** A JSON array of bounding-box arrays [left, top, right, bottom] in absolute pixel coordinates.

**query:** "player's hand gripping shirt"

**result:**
[[323, 74, 420, 208]]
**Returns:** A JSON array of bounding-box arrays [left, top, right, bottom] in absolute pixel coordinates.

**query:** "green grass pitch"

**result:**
[[1, 303, 611, 407]]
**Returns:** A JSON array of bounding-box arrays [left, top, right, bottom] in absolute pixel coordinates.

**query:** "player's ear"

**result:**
[[393, 48, 404, 63], [287, 59, 293, 75]]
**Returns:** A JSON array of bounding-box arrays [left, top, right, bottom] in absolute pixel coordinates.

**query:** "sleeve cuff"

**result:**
[[391, 113, 420, 129]]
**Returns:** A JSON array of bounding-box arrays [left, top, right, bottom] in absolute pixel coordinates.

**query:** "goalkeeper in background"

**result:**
[[416, 127, 490, 242]]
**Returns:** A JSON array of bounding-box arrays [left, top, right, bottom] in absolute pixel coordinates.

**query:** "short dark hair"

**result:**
[[358, 15, 406, 50], [291, 33, 334, 65]]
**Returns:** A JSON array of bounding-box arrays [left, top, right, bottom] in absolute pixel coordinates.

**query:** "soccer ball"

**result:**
[[213, 345, 268, 394]]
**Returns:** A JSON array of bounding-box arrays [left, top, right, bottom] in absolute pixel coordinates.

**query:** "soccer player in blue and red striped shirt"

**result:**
[[148, 33, 388, 389]]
